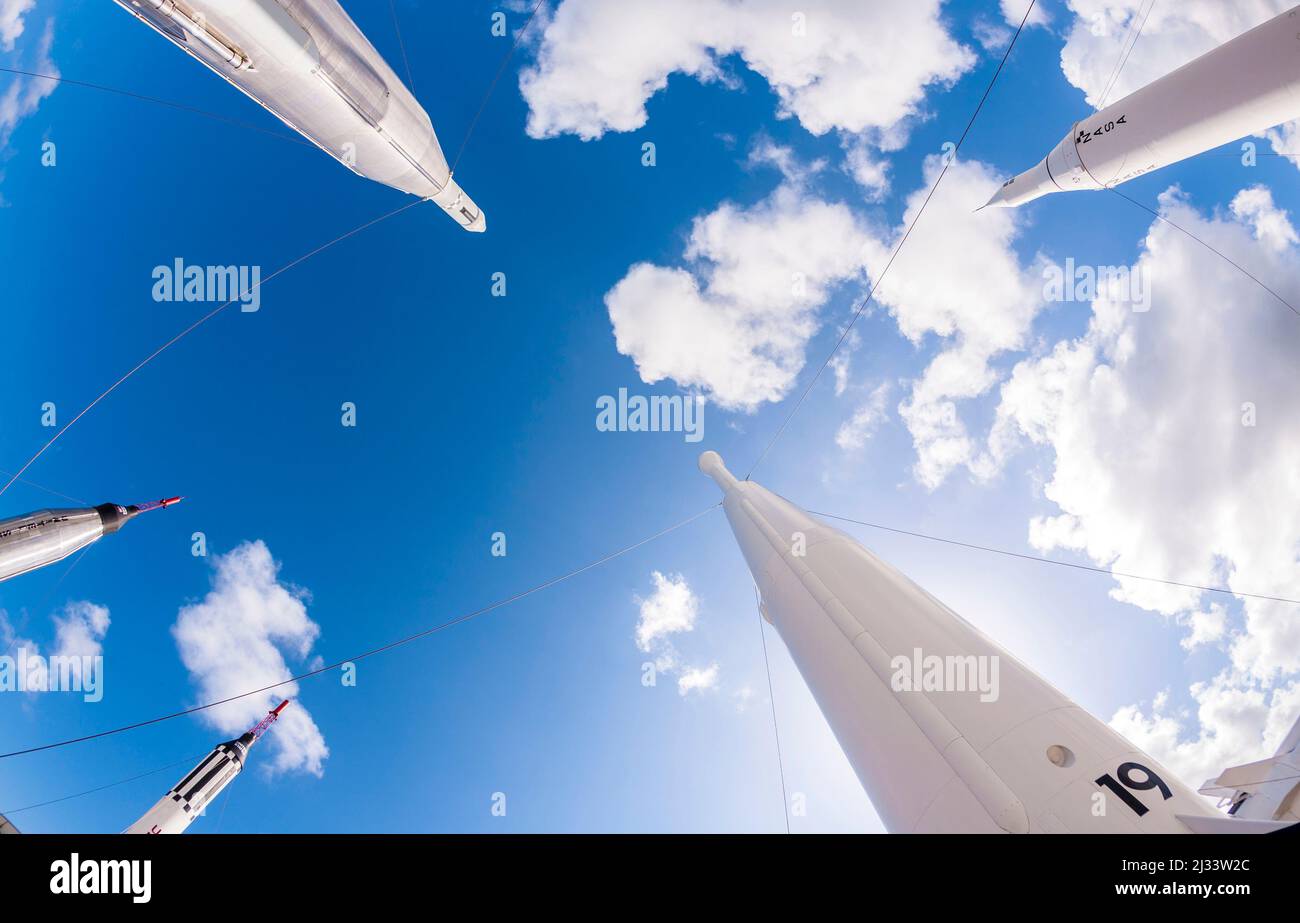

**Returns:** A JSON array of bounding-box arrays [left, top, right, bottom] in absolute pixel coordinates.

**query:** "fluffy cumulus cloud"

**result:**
[[605, 164, 871, 412], [860, 156, 1046, 487], [519, 0, 974, 141], [0, 13, 57, 152], [634, 571, 718, 695], [1111, 681, 1300, 795], [986, 186, 1300, 786], [173, 541, 329, 776]]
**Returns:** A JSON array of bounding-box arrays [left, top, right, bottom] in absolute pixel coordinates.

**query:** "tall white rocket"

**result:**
[[984, 4, 1300, 208], [701, 452, 1296, 833]]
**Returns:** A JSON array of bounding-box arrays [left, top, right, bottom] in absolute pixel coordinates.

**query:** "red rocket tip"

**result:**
[[130, 496, 184, 514], [271, 699, 290, 716]]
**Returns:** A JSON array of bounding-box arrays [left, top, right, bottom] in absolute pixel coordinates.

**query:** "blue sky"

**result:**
[[0, 0, 1297, 833]]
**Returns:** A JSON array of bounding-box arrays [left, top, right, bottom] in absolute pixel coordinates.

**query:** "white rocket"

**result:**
[[113, 0, 485, 231], [126, 700, 289, 834], [0, 497, 181, 584], [983, 4, 1300, 208], [700, 452, 1298, 833]]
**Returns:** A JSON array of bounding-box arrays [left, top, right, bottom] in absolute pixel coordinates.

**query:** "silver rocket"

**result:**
[[0, 496, 181, 584], [701, 452, 1296, 833], [984, 4, 1300, 208], [113, 0, 485, 231], [127, 700, 290, 834]]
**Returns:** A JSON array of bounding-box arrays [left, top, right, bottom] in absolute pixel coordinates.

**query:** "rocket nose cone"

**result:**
[[979, 186, 1014, 210], [699, 451, 740, 493]]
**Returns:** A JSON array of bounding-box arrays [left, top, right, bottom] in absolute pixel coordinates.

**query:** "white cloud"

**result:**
[[990, 185, 1300, 683], [50, 600, 109, 686], [677, 663, 720, 696], [859, 155, 1046, 487], [0, 15, 57, 151], [634, 571, 719, 695], [835, 381, 890, 451], [634, 570, 699, 655], [1264, 121, 1300, 170], [0, 0, 33, 52], [1179, 604, 1228, 652], [605, 180, 870, 412], [0, 601, 109, 693], [519, 0, 974, 141], [1000, 0, 1049, 29], [173, 541, 328, 776], [1110, 677, 1300, 793], [971, 18, 1013, 53]]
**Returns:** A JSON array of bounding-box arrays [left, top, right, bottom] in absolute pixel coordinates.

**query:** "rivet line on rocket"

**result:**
[[810, 509, 1300, 606], [0, 503, 720, 761], [743, 0, 1039, 481]]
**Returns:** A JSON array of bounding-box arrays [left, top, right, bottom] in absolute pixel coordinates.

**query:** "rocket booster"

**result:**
[[0, 497, 181, 584], [699, 451, 1234, 833], [984, 5, 1300, 208], [127, 700, 290, 834], [113, 0, 485, 232]]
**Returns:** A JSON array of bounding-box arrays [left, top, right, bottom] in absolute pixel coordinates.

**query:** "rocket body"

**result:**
[[127, 735, 251, 834], [699, 452, 1225, 833], [985, 5, 1300, 208], [0, 498, 179, 584], [126, 700, 288, 834], [113, 0, 485, 231]]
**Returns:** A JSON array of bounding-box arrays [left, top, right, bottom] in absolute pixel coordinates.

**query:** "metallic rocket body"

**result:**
[[699, 452, 1233, 833], [0, 498, 180, 584], [985, 5, 1300, 208], [113, 0, 485, 231], [126, 700, 289, 834]]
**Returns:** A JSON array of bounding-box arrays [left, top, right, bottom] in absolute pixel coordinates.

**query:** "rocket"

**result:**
[[112, 0, 485, 232], [0, 497, 181, 584], [126, 700, 290, 834], [700, 451, 1297, 833], [983, 4, 1300, 208]]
